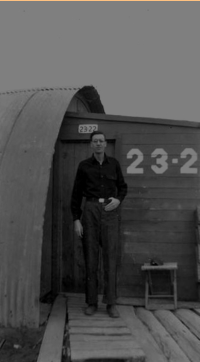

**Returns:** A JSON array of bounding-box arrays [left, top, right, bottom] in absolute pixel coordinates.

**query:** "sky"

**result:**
[[0, 2, 200, 122]]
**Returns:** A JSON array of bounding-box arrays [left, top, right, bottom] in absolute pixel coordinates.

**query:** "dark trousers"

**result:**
[[82, 201, 120, 305]]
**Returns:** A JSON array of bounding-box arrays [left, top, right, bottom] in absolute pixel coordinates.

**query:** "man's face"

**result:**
[[91, 134, 107, 154]]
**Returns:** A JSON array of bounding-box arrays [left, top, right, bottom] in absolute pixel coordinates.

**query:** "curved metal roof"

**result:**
[[0, 86, 104, 327]]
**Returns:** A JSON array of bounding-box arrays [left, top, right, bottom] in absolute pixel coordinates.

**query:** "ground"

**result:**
[[0, 301, 52, 362], [0, 326, 45, 362]]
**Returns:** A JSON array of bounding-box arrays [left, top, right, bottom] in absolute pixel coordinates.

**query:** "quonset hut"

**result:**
[[0, 86, 104, 327], [0, 85, 200, 327]]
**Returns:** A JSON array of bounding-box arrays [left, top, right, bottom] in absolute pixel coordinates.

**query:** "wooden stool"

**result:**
[[141, 262, 178, 309]]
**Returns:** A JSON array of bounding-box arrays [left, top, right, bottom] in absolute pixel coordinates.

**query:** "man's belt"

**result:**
[[86, 197, 110, 204]]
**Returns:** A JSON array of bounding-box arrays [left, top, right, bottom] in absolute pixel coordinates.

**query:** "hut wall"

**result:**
[[62, 113, 200, 301], [0, 86, 104, 327]]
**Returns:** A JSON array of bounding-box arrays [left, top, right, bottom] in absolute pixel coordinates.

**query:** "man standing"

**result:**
[[71, 131, 127, 318]]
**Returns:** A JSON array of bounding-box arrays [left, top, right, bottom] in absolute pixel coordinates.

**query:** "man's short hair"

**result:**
[[90, 131, 106, 141]]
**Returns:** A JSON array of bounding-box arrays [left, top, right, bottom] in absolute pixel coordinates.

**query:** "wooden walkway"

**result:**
[[37, 294, 200, 362], [67, 296, 145, 362]]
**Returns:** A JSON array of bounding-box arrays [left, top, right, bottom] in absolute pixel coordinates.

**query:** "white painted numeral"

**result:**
[[151, 148, 168, 174], [180, 148, 198, 174], [127, 149, 144, 174], [126, 147, 198, 175], [78, 124, 98, 133]]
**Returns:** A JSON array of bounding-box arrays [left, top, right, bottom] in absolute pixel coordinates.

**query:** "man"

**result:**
[[71, 131, 127, 318]]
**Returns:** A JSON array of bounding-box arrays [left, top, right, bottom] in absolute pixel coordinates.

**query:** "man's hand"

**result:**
[[104, 197, 120, 211], [74, 219, 83, 238]]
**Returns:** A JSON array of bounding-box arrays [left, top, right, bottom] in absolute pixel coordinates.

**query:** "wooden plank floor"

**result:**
[[66, 294, 200, 362], [37, 294, 200, 362], [37, 295, 67, 362], [67, 296, 145, 362], [120, 306, 200, 362]]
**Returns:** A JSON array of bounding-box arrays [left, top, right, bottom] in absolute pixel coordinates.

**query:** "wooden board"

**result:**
[[122, 230, 195, 244], [122, 133, 200, 145], [125, 188, 200, 200], [69, 319, 126, 327], [117, 305, 168, 362], [123, 209, 195, 222], [67, 296, 145, 362], [124, 242, 194, 257], [116, 297, 200, 309], [0, 339, 6, 349], [65, 112, 200, 129], [123, 197, 200, 210], [119, 261, 195, 279], [124, 177, 200, 191], [194, 308, 200, 316], [122, 221, 194, 232], [65, 293, 200, 309], [175, 309, 200, 339], [70, 326, 131, 335], [154, 310, 200, 362], [70, 334, 132, 342], [141, 262, 178, 271], [136, 308, 190, 362], [37, 295, 66, 362], [70, 340, 141, 350], [70, 349, 145, 362], [118, 285, 197, 303]]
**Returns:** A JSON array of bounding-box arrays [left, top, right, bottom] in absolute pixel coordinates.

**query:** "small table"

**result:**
[[141, 262, 178, 309]]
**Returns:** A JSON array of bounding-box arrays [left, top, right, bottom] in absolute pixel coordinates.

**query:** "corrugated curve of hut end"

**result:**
[[0, 85, 104, 327]]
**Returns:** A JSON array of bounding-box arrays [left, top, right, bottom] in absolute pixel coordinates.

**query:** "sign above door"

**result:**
[[78, 124, 98, 133]]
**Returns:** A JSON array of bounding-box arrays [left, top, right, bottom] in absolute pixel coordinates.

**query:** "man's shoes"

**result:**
[[85, 304, 98, 316], [107, 304, 119, 318]]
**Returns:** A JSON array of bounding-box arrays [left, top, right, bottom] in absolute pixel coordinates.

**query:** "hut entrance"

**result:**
[[52, 138, 115, 294]]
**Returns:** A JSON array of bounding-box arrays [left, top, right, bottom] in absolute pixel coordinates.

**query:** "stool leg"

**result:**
[[148, 270, 153, 295], [174, 269, 177, 309], [145, 273, 149, 309]]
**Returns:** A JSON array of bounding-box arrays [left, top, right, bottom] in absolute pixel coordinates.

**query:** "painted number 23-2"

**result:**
[[127, 148, 198, 174]]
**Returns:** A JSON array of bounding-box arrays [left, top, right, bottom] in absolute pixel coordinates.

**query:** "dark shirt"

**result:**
[[71, 153, 127, 221]]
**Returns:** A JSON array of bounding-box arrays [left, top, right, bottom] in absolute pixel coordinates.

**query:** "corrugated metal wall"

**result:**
[[0, 86, 104, 327]]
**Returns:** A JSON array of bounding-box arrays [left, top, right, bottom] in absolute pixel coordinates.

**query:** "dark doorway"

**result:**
[[52, 138, 115, 294]]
